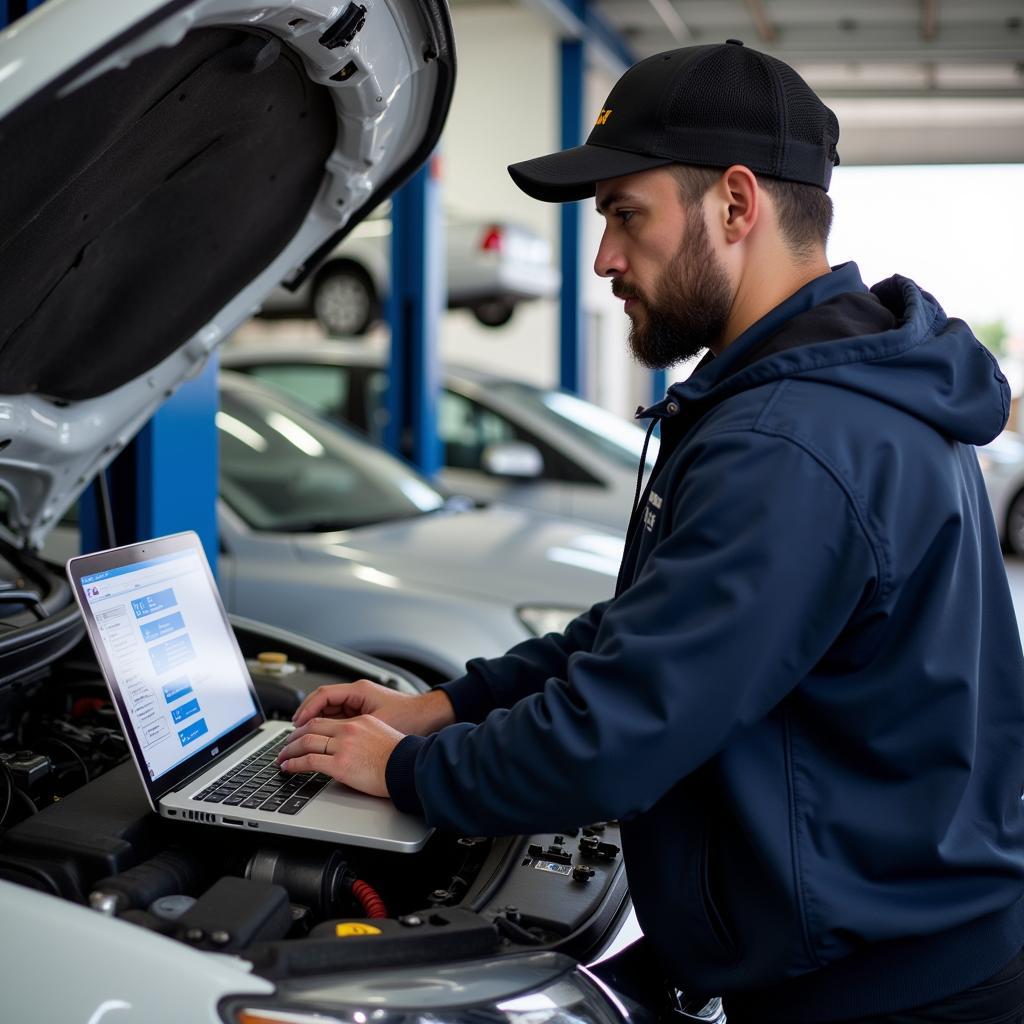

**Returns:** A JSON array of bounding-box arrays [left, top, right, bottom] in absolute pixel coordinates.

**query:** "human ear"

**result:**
[[717, 165, 758, 245]]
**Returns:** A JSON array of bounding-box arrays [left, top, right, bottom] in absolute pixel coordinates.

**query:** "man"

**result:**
[[277, 41, 1024, 1022]]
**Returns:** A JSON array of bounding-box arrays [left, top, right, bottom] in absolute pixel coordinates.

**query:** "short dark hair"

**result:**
[[669, 164, 833, 260]]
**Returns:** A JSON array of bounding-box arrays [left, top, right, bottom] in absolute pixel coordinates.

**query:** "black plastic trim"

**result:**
[[0, 605, 86, 688], [318, 3, 367, 50]]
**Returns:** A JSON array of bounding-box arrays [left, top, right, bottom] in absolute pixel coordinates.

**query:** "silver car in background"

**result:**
[[979, 430, 1024, 555], [259, 204, 560, 336], [223, 343, 657, 535], [40, 373, 622, 683], [218, 372, 621, 682]]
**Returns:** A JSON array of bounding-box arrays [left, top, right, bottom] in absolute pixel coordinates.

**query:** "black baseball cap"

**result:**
[[508, 39, 840, 202]]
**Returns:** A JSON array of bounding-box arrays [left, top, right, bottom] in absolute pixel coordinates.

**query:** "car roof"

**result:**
[[221, 341, 513, 388]]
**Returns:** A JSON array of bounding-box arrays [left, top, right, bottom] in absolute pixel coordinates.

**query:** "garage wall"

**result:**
[[437, 4, 645, 417]]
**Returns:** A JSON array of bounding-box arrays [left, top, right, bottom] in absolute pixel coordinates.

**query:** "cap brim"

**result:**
[[508, 144, 673, 203]]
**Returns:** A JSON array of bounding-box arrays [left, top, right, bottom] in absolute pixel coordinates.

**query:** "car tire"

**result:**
[[1006, 489, 1024, 557], [471, 298, 515, 328], [312, 261, 378, 337]]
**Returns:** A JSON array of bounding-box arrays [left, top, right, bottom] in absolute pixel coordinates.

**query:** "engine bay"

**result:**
[[0, 548, 630, 978]]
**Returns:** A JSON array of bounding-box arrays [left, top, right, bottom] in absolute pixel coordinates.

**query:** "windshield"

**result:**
[[489, 382, 659, 471], [218, 381, 445, 532]]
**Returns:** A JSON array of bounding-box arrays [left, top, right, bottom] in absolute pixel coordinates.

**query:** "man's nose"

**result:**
[[594, 230, 625, 278]]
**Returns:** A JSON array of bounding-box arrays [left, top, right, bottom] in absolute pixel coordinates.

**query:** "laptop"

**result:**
[[67, 530, 432, 853]]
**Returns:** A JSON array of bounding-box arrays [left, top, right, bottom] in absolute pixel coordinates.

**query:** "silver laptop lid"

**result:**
[[67, 531, 263, 806]]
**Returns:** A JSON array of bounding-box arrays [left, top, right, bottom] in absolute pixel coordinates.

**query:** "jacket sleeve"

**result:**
[[387, 429, 880, 834], [436, 600, 611, 723]]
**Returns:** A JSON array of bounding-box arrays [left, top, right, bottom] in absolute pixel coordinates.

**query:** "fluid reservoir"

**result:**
[[247, 651, 305, 678]]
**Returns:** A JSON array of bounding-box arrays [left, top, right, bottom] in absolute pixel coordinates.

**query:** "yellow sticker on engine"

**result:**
[[336, 923, 383, 937]]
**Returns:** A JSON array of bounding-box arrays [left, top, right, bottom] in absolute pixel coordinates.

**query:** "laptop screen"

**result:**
[[68, 532, 262, 803]]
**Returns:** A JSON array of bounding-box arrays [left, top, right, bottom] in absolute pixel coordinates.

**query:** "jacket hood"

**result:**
[[643, 262, 1009, 448]]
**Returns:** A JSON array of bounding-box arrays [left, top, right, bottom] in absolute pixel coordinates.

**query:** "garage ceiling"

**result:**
[[597, 0, 1024, 164], [596, 1, 1024, 100], [453, 0, 1024, 164]]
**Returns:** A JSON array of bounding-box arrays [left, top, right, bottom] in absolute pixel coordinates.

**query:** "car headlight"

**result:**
[[517, 606, 585, 637], [224, 953, 638, 1024]]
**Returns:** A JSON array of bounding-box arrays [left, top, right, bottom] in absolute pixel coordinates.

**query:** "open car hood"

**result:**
[[0, 0, 454, 550]]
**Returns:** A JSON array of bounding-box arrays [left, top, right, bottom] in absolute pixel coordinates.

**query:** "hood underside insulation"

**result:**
[[0, 27, 337, 401]]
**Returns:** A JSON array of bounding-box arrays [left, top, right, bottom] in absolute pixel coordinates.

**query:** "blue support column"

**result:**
[[559, 35, 585, 395], [133, 355, 219, 568], [385, 158, 443, 476], [80, 356, 220, 573]]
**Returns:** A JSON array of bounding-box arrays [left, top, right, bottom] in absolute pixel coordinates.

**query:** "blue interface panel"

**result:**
[[82, 548, 256, 780]]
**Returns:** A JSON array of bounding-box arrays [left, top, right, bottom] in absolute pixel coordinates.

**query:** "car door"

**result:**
[[432, 387, 584, 515]]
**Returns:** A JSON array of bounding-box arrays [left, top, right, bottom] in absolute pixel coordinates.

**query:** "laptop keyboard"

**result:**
[[192, 731, 330, 815]]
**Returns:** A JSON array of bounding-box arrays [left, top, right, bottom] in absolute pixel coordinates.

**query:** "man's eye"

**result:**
[[616, 210, 635, 224]]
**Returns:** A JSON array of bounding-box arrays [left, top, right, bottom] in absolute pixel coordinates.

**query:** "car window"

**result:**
[[490, 381, 659, 471], [242, 363, 351, 423], [438, 389, 518, 470], [218, 384, 444, 532], [361, 371, 595, 483]]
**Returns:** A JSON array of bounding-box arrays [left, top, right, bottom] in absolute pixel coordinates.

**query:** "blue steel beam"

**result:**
[[545, 0, 637, 396], [521, 0, 636, 74], [81, 357, 220, 573], [559, 37, 585, 396], [385, 158, 443, 477]]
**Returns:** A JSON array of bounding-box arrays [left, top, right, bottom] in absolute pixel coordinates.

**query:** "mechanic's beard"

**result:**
[[623, 209, 733, 370]]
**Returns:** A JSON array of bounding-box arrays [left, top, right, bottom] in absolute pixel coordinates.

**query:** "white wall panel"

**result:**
[[437, 5, 646, 416], [437, 5, 560, 387]]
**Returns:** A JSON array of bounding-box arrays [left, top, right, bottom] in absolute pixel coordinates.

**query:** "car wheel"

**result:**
[[1006, 489, 1024, 556], [471, 298, 515, 328], [312, 262, 377, 336]]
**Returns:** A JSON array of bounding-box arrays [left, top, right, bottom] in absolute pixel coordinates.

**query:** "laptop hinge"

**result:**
[[164, 723, 274, 796]]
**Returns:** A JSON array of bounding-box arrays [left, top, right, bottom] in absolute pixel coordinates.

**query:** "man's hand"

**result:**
[[292, 679, 455, 736], [276, 715, 404, 798]]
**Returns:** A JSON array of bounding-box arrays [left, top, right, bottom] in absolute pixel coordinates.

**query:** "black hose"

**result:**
[[0, 763, 13, 828]]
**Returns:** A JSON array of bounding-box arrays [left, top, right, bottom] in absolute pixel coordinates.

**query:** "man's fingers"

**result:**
[[292, 683, 369, 726], [276, 728, 336, 763], [279, 752, 336, 776], [292, 689, 346, 725]]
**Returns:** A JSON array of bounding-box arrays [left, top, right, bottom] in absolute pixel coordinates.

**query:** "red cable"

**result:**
[[351, 879, 388, 918]]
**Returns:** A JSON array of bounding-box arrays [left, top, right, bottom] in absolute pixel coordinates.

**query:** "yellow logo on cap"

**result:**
[[595, 108, 613, 126], [335, 923, 383, 937]]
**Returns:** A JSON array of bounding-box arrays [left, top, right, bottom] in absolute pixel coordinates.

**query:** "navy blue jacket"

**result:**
[[387, 262, 1024, 1020]]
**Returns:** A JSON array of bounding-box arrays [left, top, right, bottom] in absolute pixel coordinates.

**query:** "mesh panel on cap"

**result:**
[[667, 46, 778, 140], [770, 55, 839, 150]]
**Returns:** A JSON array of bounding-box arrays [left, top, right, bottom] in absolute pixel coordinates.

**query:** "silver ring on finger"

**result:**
[[322, 735, 330, 755]]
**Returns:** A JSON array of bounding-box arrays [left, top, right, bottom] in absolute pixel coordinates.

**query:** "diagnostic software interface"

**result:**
[[81, 548, 258, 782]]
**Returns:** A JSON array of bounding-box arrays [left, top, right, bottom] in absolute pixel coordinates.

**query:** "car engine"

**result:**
[[0, 545, 630, 975]]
